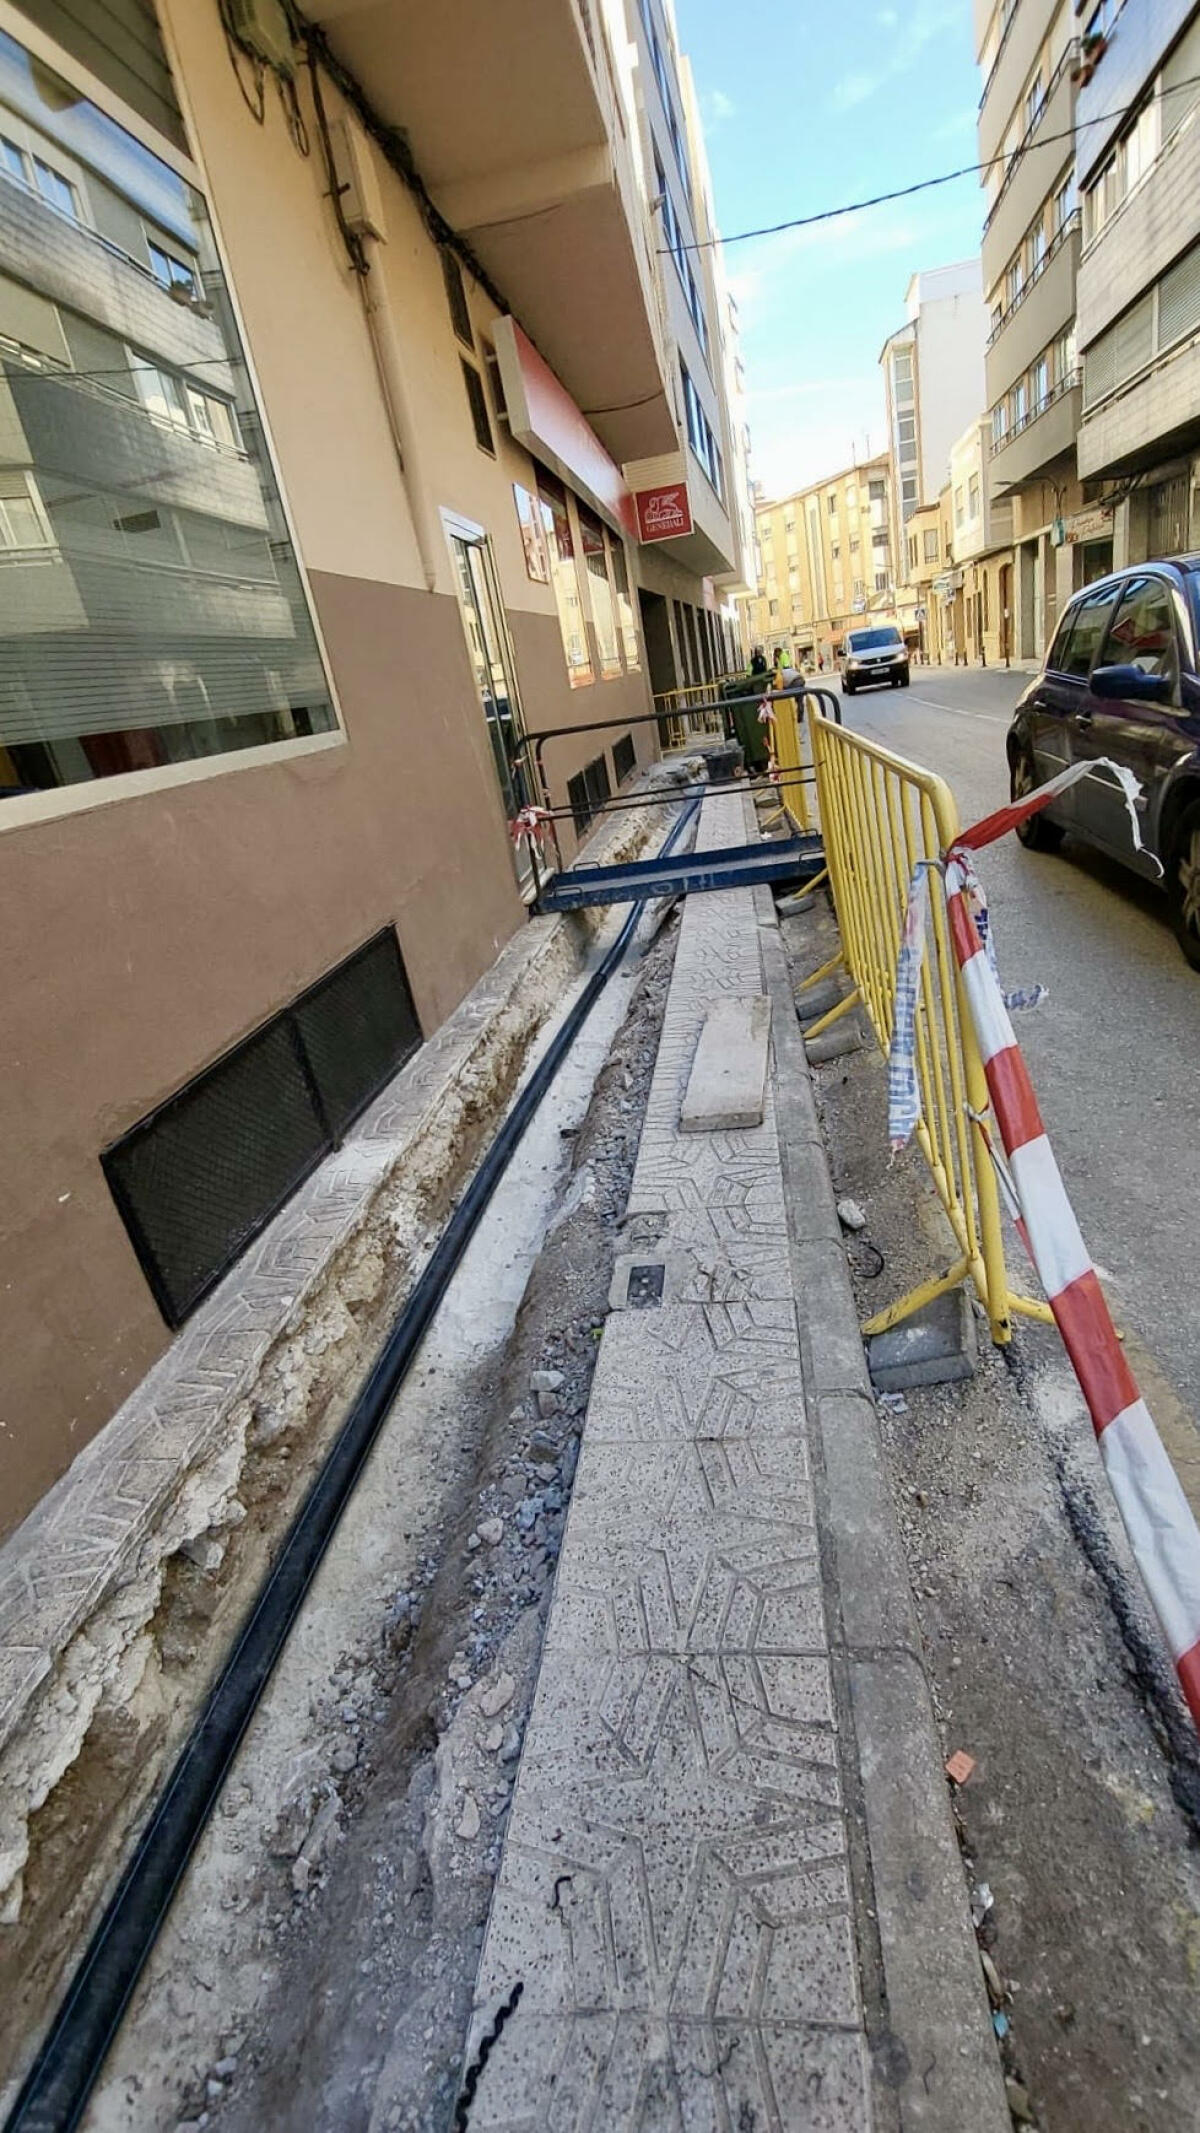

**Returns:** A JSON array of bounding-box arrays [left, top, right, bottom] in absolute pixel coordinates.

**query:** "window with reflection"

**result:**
[[0, 27, 335, 799]]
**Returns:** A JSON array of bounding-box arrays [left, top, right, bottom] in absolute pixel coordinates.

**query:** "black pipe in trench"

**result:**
[[6, 793, 703, 2133]]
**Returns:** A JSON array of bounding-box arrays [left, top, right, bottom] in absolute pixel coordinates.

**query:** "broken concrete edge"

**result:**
[[0, 793, 676, 1927], [757, 896, 1010, 2133]]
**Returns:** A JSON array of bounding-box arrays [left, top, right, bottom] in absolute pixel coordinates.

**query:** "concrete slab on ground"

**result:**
[[866, 1287, 977, 1391], [679, 992, 770, 1133]]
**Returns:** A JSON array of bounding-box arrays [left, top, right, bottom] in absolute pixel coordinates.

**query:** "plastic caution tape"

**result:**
[[941, 768, 1200, 1730]]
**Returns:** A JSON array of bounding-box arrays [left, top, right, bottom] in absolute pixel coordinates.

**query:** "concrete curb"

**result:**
[[758, 893, 1010, 2133]]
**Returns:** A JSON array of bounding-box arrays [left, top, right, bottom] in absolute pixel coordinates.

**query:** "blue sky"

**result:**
[[679, 0, 986, 498]]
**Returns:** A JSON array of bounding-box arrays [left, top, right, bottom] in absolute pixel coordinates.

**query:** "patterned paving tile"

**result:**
[[471, 793, 869, 2130]]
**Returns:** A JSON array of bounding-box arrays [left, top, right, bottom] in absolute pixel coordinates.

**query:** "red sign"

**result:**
[[634, 483, 693, 543]]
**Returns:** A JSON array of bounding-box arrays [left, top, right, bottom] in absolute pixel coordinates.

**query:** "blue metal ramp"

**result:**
[[535, 830, 823, 912]]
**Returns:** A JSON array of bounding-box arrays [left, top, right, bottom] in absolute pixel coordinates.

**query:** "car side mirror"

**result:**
[[1090, 663, 1173, 705]]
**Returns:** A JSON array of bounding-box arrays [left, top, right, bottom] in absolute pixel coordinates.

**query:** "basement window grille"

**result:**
[[612, 731, 636, 784], [102, 929, 422, 1328]]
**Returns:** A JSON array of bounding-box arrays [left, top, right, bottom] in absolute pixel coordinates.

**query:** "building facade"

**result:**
[[880, 261, 987, 578], [976, 0, 1085, 660], [746, 455, 897, 668], [1075, 1, 1200, 566], [0, 0, 749, 1536]]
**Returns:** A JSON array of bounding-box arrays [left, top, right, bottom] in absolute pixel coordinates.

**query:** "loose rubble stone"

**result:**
[[477, 1516, 504, 1546], [455, 1793, 481, 1841], [529, 1370, 564, 1393], [479, 1672, 515, 1718], [527, 1429, 558, 1460], [837, 1197, 867, 1231]]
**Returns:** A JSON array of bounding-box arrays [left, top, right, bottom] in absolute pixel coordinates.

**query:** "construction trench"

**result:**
[[4, 764, 1200, 2133]]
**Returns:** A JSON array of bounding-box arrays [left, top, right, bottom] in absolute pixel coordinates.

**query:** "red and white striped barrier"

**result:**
[[944, 775, 1200, 1729]]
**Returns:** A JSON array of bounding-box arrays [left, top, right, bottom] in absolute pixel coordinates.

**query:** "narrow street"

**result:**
[[840, 666, 1200, 1428]]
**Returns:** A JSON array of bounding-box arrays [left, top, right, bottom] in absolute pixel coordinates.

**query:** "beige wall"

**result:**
[[0, 0, 658, 1533]]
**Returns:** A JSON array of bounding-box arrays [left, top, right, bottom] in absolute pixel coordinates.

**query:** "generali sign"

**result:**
[[634, 483, 693, 543]]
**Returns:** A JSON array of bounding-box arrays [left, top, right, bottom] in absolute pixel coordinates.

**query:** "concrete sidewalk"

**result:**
[[463, 792, 1009, 2130]]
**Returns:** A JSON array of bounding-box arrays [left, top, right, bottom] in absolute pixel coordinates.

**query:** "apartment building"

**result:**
[[1075, 2, 1200, 565], [0, 0, 749, 1538], [939, 417, 1017, 664], [880, 261, 988, 572], [976, 0, 1084, 659], [747, 455, 897, 667]]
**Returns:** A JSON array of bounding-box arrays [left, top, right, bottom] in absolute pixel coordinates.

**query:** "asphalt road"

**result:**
[[838, 663, 1200, 1419]]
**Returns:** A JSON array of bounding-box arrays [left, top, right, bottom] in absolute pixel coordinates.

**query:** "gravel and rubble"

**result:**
[[783, 886, 1200, 2133], [80, 908, 681, 2133]]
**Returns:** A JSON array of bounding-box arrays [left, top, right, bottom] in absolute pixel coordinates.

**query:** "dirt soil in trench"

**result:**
[[89, 911, 681, 2133], [783, 893, 1200, 2133]]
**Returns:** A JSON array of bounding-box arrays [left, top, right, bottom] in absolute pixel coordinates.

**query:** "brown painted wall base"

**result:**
[[0, 571, 526, 1536]]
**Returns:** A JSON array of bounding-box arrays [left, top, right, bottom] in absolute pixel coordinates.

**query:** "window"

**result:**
[[0, 472, 50, 549], [1024, 73, 1045, 134], [1029, 221, 1046, 274], [32, 155, 77, 217], [1054, 327, 1076, 381], [784, 515, 796, 532], [1, 136, 28, 182], [1013, 378, 1028, 427], [849, 536, 859, 553], [612, 731, 637, 784], [461, 358, 494, 454], [874, 569, 888, 592], [537, 470, 593, 687], [609, 539, 640, 669], [1006, 256, 1025, 308], [897, 414, 916, 446], [680, 362, 723, 495], [147, 240, 195, 294], [1100, 576, 1177, 683], [0, 38, 337, 801], [831, 542, 840, 561], [968, 474, 981, 517], [442, 249, 474, 347], [578, 505, 623, 679], [1054, 173, 1076, 233], [992, 401, 1009, 447], [954, 485, 965, 528], [868, 479, 886, 503], [924, 528, 939, 562], [990, 301, 1003, 336], [827, 494, 837, 517], [908, 534, 917, 571], [1060, 583, 1120, 679], [901, 477, 917, 505], [1032, 354, 1050, 410]]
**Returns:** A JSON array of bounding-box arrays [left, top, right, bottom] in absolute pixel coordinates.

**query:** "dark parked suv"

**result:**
[[1006, 559, 1200, 966]]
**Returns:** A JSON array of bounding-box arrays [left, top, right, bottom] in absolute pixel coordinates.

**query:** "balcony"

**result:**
[[1078, 336, 1200, 479], [985, 218, 1078, 400], [1078, 112, 1200, 351], [982, 49, 1076, 280], [310, 0, 676, 463], [979, 0, 1054, 164], [989, 371, 1081, 490], [0, 175, 228, 380]]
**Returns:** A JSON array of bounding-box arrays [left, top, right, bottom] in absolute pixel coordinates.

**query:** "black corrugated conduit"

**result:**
[[5, 794, 701, 2133]]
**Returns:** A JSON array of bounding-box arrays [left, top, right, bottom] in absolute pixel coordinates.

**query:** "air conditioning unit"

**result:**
[[226, 0, 296, 78]]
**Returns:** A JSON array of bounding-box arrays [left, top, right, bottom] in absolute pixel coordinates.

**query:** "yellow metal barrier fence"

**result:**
[[762, 690, 812, 835], [807, 709, 1051, 1347]]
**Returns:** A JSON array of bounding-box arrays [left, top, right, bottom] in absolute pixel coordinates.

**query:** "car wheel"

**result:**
[[844, 679, 855, 695], [899, 668, 910, 686], [1011, 748, 1064, 852], [1169, 801, 1200, 970]]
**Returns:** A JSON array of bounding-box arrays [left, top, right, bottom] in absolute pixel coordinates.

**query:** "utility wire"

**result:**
[[665, 75, 1200, 254]]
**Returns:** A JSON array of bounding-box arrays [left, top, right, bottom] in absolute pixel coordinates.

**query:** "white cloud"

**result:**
[[876, 6, 899, 25], [700, 87, 736, 124], [833, 71, 882, 111]]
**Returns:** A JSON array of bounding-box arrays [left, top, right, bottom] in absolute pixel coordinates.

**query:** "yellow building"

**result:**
[[744, 456, 904, 670]]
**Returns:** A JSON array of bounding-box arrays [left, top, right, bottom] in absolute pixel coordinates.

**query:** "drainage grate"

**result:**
[[627, 1262, 666, 1308], [102, 929, 421, 1328]]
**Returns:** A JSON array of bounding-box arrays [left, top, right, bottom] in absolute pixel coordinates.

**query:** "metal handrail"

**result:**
[[989, 366, 1080, 457], [979, 0, 1021, 111], [986, 210, 1079, 347]]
